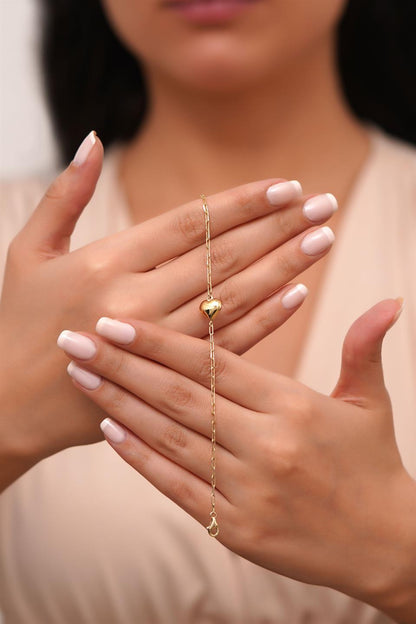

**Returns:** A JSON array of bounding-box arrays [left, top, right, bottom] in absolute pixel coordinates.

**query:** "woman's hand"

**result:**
[[0, 131, 338, 487], [60, 298, 416, 623]]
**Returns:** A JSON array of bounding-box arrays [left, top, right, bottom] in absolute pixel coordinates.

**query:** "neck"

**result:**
[[120, 32, 370, 222]]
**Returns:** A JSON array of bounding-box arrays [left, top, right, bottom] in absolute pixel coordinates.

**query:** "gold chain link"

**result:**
[[201, 194, 219, 538]]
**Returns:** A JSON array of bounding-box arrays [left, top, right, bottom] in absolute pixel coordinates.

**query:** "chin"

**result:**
[[154, 43, 278, 92]]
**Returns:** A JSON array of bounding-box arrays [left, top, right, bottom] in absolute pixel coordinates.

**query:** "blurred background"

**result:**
[[0, 0, 57, 179]]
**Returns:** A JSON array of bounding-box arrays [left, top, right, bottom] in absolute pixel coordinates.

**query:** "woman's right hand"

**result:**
[[0, 132, 337, 489]]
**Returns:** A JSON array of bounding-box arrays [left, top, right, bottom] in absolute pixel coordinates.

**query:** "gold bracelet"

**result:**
[[199, 194, 222, 538]]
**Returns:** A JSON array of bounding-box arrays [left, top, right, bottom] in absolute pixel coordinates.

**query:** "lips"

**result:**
[[162, 0, 256, 5], [161, 0, 260, 25]]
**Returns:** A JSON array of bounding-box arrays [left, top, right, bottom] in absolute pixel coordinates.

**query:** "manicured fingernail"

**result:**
[[67, 361, 102, 390], [100, 417, 126, 443], [96, 317, 136, 345], [281, 284, 309, 309], [266, 180, 302, 205], [303, 193, 338, 222], [301, 226, 335, 256], [57, 330, 97, 359], [72, 130, 97, 167]]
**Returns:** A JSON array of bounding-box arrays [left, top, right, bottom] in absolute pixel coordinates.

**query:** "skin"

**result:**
[[59, 303, 416, 622], [2, 0, 415, 618], [102, 0, 370, 374], [59, 0, 413, 617], [0, 146, 334, 490]]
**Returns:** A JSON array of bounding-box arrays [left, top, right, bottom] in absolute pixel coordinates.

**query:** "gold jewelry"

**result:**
[[199, 194, 221, 538]]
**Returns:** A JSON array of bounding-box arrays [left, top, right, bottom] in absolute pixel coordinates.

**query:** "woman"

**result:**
[[1, 0, 415, 622]]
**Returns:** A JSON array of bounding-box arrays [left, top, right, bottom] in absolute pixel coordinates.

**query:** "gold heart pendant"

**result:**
[[199, 298, 222, 320]]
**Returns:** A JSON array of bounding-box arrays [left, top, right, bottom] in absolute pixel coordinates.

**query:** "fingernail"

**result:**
[[72, 130, 97, 167], [303, 193, 338, 223], [281, 284, 309, 309], [266, 180, 302, 206], [301, 226, 335, 256], [96, 317, 136, 345], [57, 330, 97, 359], [67, 361, 102, 390], [100, 417, 127, 443]]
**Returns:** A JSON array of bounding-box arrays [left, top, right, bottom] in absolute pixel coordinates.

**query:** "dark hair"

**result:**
[[38, 0, 416, 165]]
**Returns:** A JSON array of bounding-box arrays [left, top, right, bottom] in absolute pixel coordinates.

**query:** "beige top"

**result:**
[[0, 125, 415, 623]]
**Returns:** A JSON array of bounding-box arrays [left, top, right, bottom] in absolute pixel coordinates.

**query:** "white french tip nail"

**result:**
[[301, 226, 335, 256], [100, 417, 127, 444], [266, 180, 303, 206], [67, 361, 102, 390], [72, 131, 97, 167], [96, 317, 136, 345], [281, 284, 309, 310]]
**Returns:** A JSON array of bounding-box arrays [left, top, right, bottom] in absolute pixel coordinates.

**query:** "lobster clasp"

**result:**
[[206, 515, 219, 538]]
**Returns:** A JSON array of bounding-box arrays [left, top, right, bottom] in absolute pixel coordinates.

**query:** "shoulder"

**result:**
[[355, 125, 416, 228], [369, 125, 416, 188]]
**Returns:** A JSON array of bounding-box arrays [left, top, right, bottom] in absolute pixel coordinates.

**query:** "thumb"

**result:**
[[15, 131, 104, 258], [331, 297, 404, 407]]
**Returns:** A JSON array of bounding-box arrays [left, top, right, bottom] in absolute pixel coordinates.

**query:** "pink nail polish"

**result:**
[[67, 361, 102, 390], [96, 317, 136, 344], [72, 131, 97, 167], [266, 180, 302, 206], [100, 418, 126, 443], [281, 284, 308, 309], [57, 330, 97, 359], [303, 193, 338, 223], [301, 226, 335, 256]]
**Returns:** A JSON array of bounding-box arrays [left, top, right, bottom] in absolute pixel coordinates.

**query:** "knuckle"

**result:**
[[168, 475, 194, 504], [276, 251, 297, 279], [105, 385, 129, 415], [44, 173, 68, 202], [174, 209, 204, 245], [193, 357, 212, 385], [212, 332, 232, 353], [217, 281, 244, 314], [194, 351, 227, 385], [226, 186, 259, 221], [256, 307, 279, 334], [210, 239, 237, 274], [159, 423, 188, 456], [124, 437, 151, 467], [257, 314, 277, 335], [102, 349, 126, 378], [212, 353, 228, 383], [258, 426, 303, 479], [83, 253, 114, 284], [159, 380, 195, 415]]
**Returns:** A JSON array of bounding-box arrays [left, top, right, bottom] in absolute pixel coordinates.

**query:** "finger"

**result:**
[[116, 178, 303, 271], [331, 298, 403, 407], [98, 416, 231, 535], [213, 283, 308, 355], [67, 367, 237, 497], [57, 332, 249, 453], [165, 225, 334, 337], [13, 131, 104, 258], [91, 318, 279, 412], [157, 192, 337, 311]]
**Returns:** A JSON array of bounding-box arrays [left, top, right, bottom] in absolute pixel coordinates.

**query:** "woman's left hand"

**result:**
[[58, 298, 416, 622]]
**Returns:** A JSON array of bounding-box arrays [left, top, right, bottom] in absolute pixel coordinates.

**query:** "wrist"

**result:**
[[0, 359, 49, 492], [363, 471, 416, 623]]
